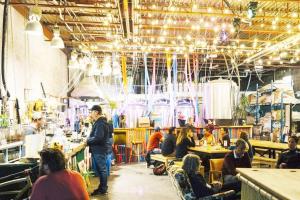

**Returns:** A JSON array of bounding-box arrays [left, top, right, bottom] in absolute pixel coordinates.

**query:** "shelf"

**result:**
[[0, 141, 23, 151], [8, 158, 21, 163]]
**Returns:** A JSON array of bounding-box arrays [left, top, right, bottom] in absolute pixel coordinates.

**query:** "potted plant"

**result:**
[[234, 94, 249, 125]]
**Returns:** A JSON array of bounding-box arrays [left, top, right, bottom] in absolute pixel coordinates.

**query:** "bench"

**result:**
[[252, 156, 277, 168], [151, 154, 176, 166]]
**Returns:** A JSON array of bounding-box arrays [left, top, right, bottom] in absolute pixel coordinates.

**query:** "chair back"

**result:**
[[209, 158, 224, 183]]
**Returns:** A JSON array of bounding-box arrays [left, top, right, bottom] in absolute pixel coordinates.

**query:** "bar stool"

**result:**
[[130, 140, 143, 163]]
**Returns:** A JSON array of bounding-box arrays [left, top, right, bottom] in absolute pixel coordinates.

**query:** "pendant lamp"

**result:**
[[51, 25, 65, 48], [25, 6, 43, 36]]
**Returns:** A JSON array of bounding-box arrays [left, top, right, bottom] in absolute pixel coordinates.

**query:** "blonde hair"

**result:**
[[176, 128, 188, 145], [182, 154, 200, 175]]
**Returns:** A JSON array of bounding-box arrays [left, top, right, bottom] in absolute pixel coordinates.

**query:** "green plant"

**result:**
[[235, 94, 249, 120]]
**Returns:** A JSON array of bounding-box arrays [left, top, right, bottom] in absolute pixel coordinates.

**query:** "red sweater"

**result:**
[[30, 169, 89, 200], [222, 151, 251, 176]]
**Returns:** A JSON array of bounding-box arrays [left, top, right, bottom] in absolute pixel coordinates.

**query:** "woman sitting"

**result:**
[[219, 128, 231, 148], [182, 154, 236, 199], [201, 126, 216, 145], [239, 131, 253, 160], [175, 127, 195, 159], [30, 148, 89, 200]]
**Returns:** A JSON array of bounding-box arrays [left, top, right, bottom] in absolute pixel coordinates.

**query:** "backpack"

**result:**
[[153, 163, 166, 175]]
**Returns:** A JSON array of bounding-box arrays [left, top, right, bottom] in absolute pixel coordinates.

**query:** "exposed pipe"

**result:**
[[1, 0, 10, 97]]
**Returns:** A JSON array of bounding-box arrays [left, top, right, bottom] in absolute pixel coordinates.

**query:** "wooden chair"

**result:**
[[209, 158, 224, 183]]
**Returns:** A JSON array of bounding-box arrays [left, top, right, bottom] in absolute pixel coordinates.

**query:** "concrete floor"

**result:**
[[88, 163, 180, 200]]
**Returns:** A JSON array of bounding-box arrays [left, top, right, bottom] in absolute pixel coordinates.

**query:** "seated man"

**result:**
[[222, 139, 251, 192], [161, 127, 176, 156], [182, 154, 236, 200], [30, 148, 89, 200], [145, 127, 163, 167], [276, 135, 300, 169]]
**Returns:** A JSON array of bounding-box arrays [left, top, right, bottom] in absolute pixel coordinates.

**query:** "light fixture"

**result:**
[[51, 25, 64, 48], [25, 5, 43, 36], [247, 2, 258, 19]]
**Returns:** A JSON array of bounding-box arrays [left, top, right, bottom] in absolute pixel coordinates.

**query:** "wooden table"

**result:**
[[188, 146, 231, 155], [188, 146, 231, 172], [237, 168, 300, 200], [249, 140, 300, 158]]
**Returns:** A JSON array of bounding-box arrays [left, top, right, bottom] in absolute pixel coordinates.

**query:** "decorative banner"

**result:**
[[151, 55, 156, 94], [121, 55, 128, 94], [166, 53, 172, 93], [171, 54, 177, 126], [143, 54, 150, 95], [172, 54, 177, 92], [193, 54, 199, 125]]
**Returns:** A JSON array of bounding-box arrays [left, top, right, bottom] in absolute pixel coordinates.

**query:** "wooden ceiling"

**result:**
[[8, 0, 300, 73]]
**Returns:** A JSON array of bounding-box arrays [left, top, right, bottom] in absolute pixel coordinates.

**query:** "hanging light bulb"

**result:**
[[51, 24, 65, 48], [25, 5, 43, 36]]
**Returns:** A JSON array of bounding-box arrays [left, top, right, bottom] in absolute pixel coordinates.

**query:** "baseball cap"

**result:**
[[32, 112, 42, 120], [154, 127, 160, 132], [90, 105, 102, 113]]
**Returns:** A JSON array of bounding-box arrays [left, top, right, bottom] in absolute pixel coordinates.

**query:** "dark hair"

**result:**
[[155, 127, 161, 132], [182, 154, 200, 175], [289, 135, 299, 143], [40, 148, 66, 174], [91, 105, 102, 114], [223, 128, 229, 134], [169, 127, 176, 134], [204, 126, 212, 134], [240, 132, 249, 142]]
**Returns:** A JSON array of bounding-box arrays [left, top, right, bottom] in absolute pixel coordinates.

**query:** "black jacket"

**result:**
[[276, 149, 300, 169], [162, 134, 176, 156], [175, 138, 195, 159], [87, 117, 109, 154]]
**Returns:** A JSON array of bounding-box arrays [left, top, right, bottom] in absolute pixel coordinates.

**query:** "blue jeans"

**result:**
[[92, 153, 108, 192], [106, 153, 112, 176]]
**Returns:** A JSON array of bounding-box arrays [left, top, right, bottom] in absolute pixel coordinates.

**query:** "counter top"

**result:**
[[0, 141, 23, 151], [237, 168, 300, 200], [65, 142, 87, 160]]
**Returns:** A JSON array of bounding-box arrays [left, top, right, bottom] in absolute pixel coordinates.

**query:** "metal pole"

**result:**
[[1, 0, 9, 96]]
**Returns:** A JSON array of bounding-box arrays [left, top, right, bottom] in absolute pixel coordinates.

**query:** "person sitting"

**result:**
[[182, 154, 236, 200], [175, 127, 195, 159], [30, 148, 89, 200], [161, 127, 176, 156], [222, 139, 251, 192], [219, 128, 231, 148], [276, 135, 300, 169], [145, 127, 163, 167], [201, 126, 216, 145], [239, 131, 253, 161]]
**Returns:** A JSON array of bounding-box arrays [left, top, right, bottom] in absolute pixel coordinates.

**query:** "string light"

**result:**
[[292, 12, 298, 18]]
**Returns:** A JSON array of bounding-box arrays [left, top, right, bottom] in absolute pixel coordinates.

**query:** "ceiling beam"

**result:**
[[8, 2, 118, 11], [136, 8, 300, 21]]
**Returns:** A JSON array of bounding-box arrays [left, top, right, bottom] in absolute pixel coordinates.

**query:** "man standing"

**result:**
[[276, 135, 300, 169], [24, 112, 44, 135], [87, 105, 109, 195]]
